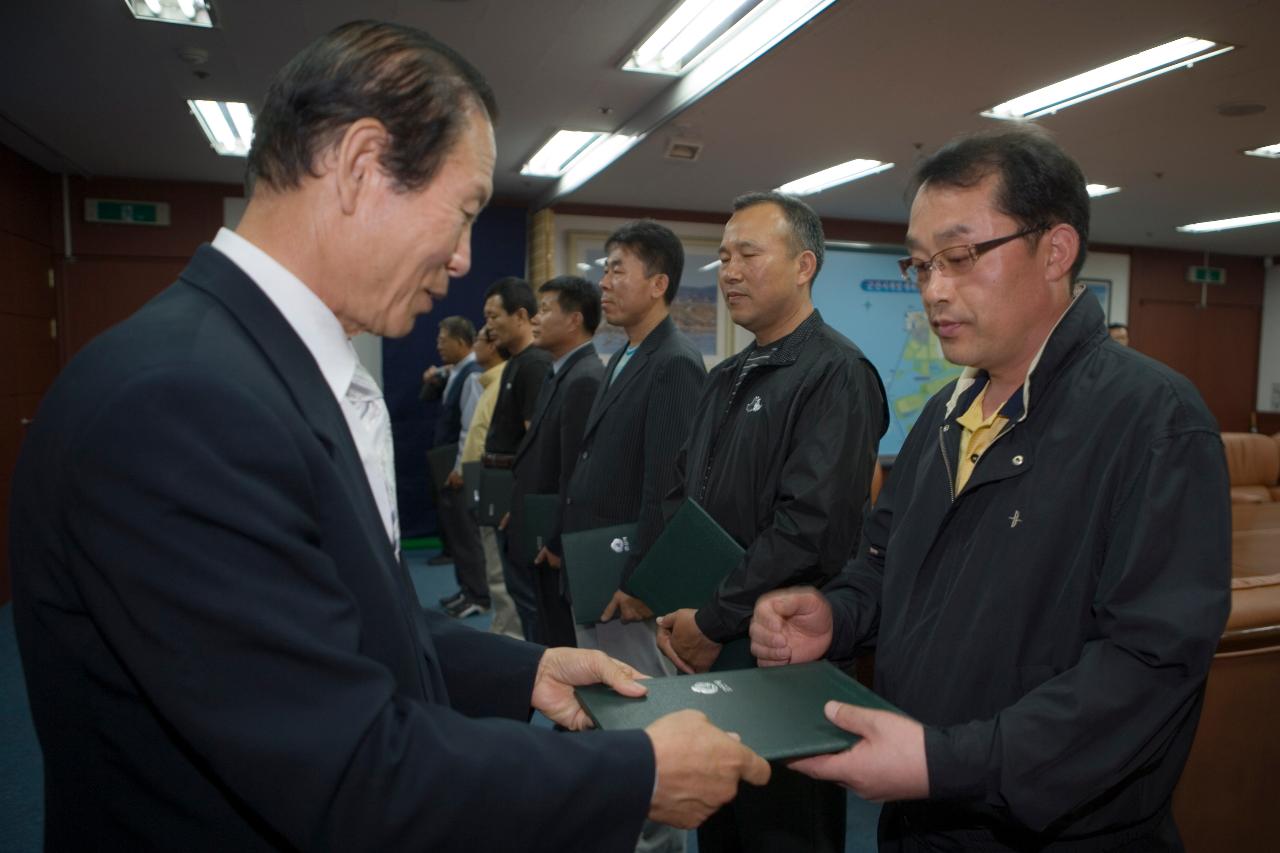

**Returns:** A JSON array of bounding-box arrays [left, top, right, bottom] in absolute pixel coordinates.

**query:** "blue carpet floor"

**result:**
[[0, 549, 880, 851]]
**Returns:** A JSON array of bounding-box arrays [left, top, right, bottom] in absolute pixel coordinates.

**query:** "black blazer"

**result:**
[[10, 246, 653, 852], [561, 317, 706, 587], [509, 342, 604, 559]]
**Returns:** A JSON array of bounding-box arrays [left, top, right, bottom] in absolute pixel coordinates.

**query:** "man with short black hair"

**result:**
[[12, 21, 770, 850], [556, 221, 706, 853], [657, 191, 888, 853], [510, 276, 605, 647], [750, 128, 1230, 851], [482, 275, 553, 639]]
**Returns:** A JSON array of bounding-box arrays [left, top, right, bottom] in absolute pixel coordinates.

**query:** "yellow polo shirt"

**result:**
[[955, 388, 1008, 493]]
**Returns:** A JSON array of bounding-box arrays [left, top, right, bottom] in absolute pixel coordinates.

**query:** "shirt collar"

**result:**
[[211, 227, 357, 399], [551, 340, 592, 375], [943, 289, 1088, 422]]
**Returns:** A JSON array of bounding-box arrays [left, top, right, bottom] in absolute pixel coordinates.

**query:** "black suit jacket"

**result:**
[[509, 342, 604, 560], [561, 317, 706, 589], [10, 246, 653, 852]]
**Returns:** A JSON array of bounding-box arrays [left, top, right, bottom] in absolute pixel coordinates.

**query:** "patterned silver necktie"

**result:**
[[346, 360, 399, 552]]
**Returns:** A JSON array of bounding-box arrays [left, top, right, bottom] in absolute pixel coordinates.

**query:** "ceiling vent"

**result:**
[[665, 139, 703, 162]]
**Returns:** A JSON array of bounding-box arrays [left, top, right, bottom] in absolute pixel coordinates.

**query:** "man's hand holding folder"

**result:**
[[749, 588, 929, 802], [535, 646, 770, 828]]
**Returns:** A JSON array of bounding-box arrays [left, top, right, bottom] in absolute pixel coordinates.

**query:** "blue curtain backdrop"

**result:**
[[384, 203, 528, 540]]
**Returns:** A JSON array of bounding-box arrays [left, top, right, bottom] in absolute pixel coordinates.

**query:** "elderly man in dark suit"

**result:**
[[509, 276, 605, 647], [9, 21, 768, 852]]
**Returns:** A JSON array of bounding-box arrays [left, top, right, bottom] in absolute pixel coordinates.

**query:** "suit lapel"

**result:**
[[583, 320, 670, 439], [517, 344, 596, 464], [181, 246, 442, 696]]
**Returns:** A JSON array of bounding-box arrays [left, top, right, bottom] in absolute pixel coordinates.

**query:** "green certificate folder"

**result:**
[[461, 462, 482, 510], [478, 468, 513, 527], [518, 494, 560, 566], [561, 522, 639, 625], [426, 443, 458, 491], [626, 498, 744, 617], [575, 661, 905, 762]]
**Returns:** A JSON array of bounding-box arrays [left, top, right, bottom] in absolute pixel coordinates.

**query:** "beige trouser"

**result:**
[[481, 526, 522, 640]]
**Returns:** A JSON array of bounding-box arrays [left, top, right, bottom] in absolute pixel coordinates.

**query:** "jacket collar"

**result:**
[[944, 288, 1105, 421], [723, 308, 824, 373]]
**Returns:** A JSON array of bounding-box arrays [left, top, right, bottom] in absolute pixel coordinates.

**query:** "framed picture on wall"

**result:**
[[1080, 277, 1112, 321], [565, 230, 736, 364]]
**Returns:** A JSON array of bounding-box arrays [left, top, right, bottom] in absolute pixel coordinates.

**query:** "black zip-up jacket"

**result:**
[[671, 309, 887, 643], [825, 293, 1231, 850]]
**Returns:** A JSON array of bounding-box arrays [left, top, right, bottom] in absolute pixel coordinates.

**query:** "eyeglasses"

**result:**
[[897, 224, 1048, 287]]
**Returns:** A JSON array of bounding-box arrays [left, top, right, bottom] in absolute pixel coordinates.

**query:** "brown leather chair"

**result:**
[[1221, 432, 1280, 503], [1172, 568, 1280, 852]]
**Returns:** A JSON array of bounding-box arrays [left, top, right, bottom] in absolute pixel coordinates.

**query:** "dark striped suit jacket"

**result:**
[[560, 316, 706, 588]]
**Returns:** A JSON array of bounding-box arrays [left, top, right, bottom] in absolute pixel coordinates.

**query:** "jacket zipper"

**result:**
[[938, 424, 956, 502]]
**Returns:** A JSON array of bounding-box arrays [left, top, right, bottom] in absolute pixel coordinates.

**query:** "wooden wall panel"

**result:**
[[1129, 248, 1265, 432], [0, 143, 57, 605], [68, 176, 243, 260], [60, 257, 188, 358]]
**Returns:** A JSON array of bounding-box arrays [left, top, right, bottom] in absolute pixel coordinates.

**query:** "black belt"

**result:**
[[482, 452, 516, 469]]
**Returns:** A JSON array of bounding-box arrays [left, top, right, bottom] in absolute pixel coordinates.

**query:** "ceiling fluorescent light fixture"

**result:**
[[188, 100, 253, 157], [1086, 183, 1121, 198], [521, 130, 639, 179], [124, 0, 214, 27], [624, 0, 835, 76], [1244, 142, 1280, 159], [776, 158, 894, 196], [1176, 211, 1280, 233], [983, 36, 1234, 120]]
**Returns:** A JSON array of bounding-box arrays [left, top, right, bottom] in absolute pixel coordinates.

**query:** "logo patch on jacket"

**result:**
[[745, 396, 762, 413]]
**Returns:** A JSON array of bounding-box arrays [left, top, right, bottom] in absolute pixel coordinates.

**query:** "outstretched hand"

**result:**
[[788, 701, 928, 802]]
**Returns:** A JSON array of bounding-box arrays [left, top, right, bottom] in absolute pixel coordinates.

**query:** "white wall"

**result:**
[[1258, 260, 1280, 413], [1077, 250, 1130, 325]]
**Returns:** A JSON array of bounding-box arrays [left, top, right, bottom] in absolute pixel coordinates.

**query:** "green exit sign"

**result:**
[[84, 198, 171, 227], [1186, 265, 1226, 285]]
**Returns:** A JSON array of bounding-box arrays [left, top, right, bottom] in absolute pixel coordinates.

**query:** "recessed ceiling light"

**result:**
[[1176, 211, 1280, 233], [776, 159, 893, 196], [188, 100, 253, 157], [1244, 142, 1280, 159], [124, 0, 214, 28], [520, 131, 639, 180], [624, 0, 836, 76], [1086, 184, 1121, 198], [982, 36, 1234, 120]]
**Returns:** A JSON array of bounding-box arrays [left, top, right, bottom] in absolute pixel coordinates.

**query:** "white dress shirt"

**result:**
[[211, 228, 399, 549]]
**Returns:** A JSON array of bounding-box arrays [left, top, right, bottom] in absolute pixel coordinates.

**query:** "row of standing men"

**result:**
[[423, 198, 887, 853]]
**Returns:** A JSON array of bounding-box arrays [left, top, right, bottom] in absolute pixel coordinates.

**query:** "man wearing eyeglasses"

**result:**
[[750, 129, 1230, 851]]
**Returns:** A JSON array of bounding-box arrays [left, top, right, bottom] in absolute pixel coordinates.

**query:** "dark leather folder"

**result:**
[[478, 468, 513, 526], [426, 443, 458, 491], [461, 461, 482, 510], [626, 498, 744, 617], [575, 661, 905, 761], [518, 494, 560, 566], [561, 522, 639, 625]]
